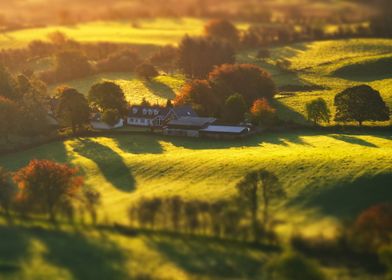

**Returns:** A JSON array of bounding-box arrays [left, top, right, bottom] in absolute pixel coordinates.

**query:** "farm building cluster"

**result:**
[[92, 105, 252, 139]]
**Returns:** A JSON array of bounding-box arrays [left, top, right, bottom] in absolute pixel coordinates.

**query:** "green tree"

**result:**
[[209, 64, 276, 105], [204, 19, 239, 46], [102, 109, 120, 126], [0, 97, 19, 143], [236, 169, 285, 242], [223, 93, 247, 123], [305, 98, 331, 125], [88, 81, 127, 114], [0, 65, 19, 100], [136, 63, 159, 81], [56, 87, 90, 134], [178, 35, 235, 78], [54, 50, 92, 82], [14, 160, 84, 222], [334, 85, 390, 126]]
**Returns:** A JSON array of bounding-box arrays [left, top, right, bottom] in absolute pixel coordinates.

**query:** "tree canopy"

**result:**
[[334, 85, 390, 125], [88, 81, 127, 114], [305, 98, 330, 125], [204, 19, 239, 46], [56, 87, 90, 134]]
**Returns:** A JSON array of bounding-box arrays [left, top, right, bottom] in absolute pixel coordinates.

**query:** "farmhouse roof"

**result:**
[[200, 125, 250, 134], [167, 117, 216, 128], [128, 105, 163, 119]]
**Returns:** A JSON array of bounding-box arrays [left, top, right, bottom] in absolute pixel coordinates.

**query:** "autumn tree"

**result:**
[[0, 167, 15, 217], [236, 169, 285, 242], [14, 160, 84, 222], [209, 64, 276, 105], [204, 19, 239, 46], [96, 49, 142, 73], [334, 85, 390, 126], [0, 97, 19, 143], [88, 82, 127, 114], [305, 98, 331, 125], [56, 87, 90, 134], [223, 93, 247, 123], [178, 35, 235, 78], [174, 79, 219, 117], [136, 63, 159, 81], [0, 64, 19, 100], [352, 203, 392, 250], [248, 98, 277, 127]]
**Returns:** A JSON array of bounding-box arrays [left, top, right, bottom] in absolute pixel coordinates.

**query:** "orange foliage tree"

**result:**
[[13, 160, 84, 222], [248, 98, 277, 126], [352, 203, 392, 250]]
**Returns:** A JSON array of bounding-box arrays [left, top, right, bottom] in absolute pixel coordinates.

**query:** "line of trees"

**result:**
[[305, 85, 390, 126], [129, 169, 285, 243], [0, 160, 100, 224]]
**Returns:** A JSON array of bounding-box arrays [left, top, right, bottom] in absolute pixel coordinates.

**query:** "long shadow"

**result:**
[[146, 234, 275, 279], [272, 100, 311, 126], [0, 226, 30, 275], [34, 228, 128, 280], [114, 135, 164, 154], [291, 173, 392, 220], [73, 139, 135, 192], [329, 134, 379, 148], [143, 79, 176, 100]]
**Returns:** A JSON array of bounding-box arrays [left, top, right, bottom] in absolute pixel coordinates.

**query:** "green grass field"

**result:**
[[0, 18, 249, 49], [0, 132, 391, 279]]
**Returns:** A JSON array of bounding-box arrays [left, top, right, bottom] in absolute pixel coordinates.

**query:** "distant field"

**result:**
[[0, 18, 249, 49], [1, 132, 391, 235], [51, 73, 186, 105], [239, 38, 392, 124]]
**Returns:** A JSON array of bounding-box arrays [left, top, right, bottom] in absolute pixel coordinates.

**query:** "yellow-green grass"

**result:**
[[1, 132, 391, 236], [239, 39, 392, 125], [50, 73, 186, 105], [0, 18, 250, 49]]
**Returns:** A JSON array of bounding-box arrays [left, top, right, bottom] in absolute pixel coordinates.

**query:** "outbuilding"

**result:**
[[199, 125, 251, 139], [164, 117, 217, 137]]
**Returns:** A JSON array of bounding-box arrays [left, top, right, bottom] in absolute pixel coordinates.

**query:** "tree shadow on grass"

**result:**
[[328, 134, 379, 148], [34, 228, 128, 280], [114, 135, 164, 154], [0, 226, 30, 275], [73, 139, 136, 192], [143, 80, 176, 100], [146, 234, 277, 279], [291, 173, 392, 220]]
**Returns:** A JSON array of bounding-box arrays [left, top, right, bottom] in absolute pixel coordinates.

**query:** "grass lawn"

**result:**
[[0, 131, 391, 279], [238, 38, 392, 125], [1, 132, 391, 234], [0, 18, 249, 49], [50, 73, 186, 105]]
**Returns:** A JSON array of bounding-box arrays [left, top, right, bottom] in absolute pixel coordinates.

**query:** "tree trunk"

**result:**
[[263, 184, 270, 230], [251, 183, 259, 243]]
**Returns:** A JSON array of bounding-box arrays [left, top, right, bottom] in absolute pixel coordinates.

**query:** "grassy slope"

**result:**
[[1, 132, 391, 233], [0, 18, 249, 49], [51, 73, 186, 105], [1, 132, 391, 279], [238, 39, 392, 124]]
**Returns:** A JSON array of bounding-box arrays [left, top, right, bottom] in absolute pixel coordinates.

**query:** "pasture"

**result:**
[[1, 131, 391, 279]]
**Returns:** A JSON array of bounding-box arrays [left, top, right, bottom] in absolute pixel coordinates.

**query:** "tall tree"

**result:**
[[236, 169, 285, 242], [204, 19, 239, 46], [178, 35, 235, 78], [305, 98, 331, 125], [0, 97, 19, 143], [136, 63, 159, 81], [56, 87, 90, 134], [88, 82, 127, 114], [223, 93, 247, 123], [334, 85, 390, 126], [0, 65, 19, 100], [14, 160, 84, 222], [209, 64, 276, 105]]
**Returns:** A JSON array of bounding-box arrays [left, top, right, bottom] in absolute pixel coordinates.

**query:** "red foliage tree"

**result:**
[[13, 160, 84, 222], [249, 98, 277, 126], [353, 203, 392, 250]]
